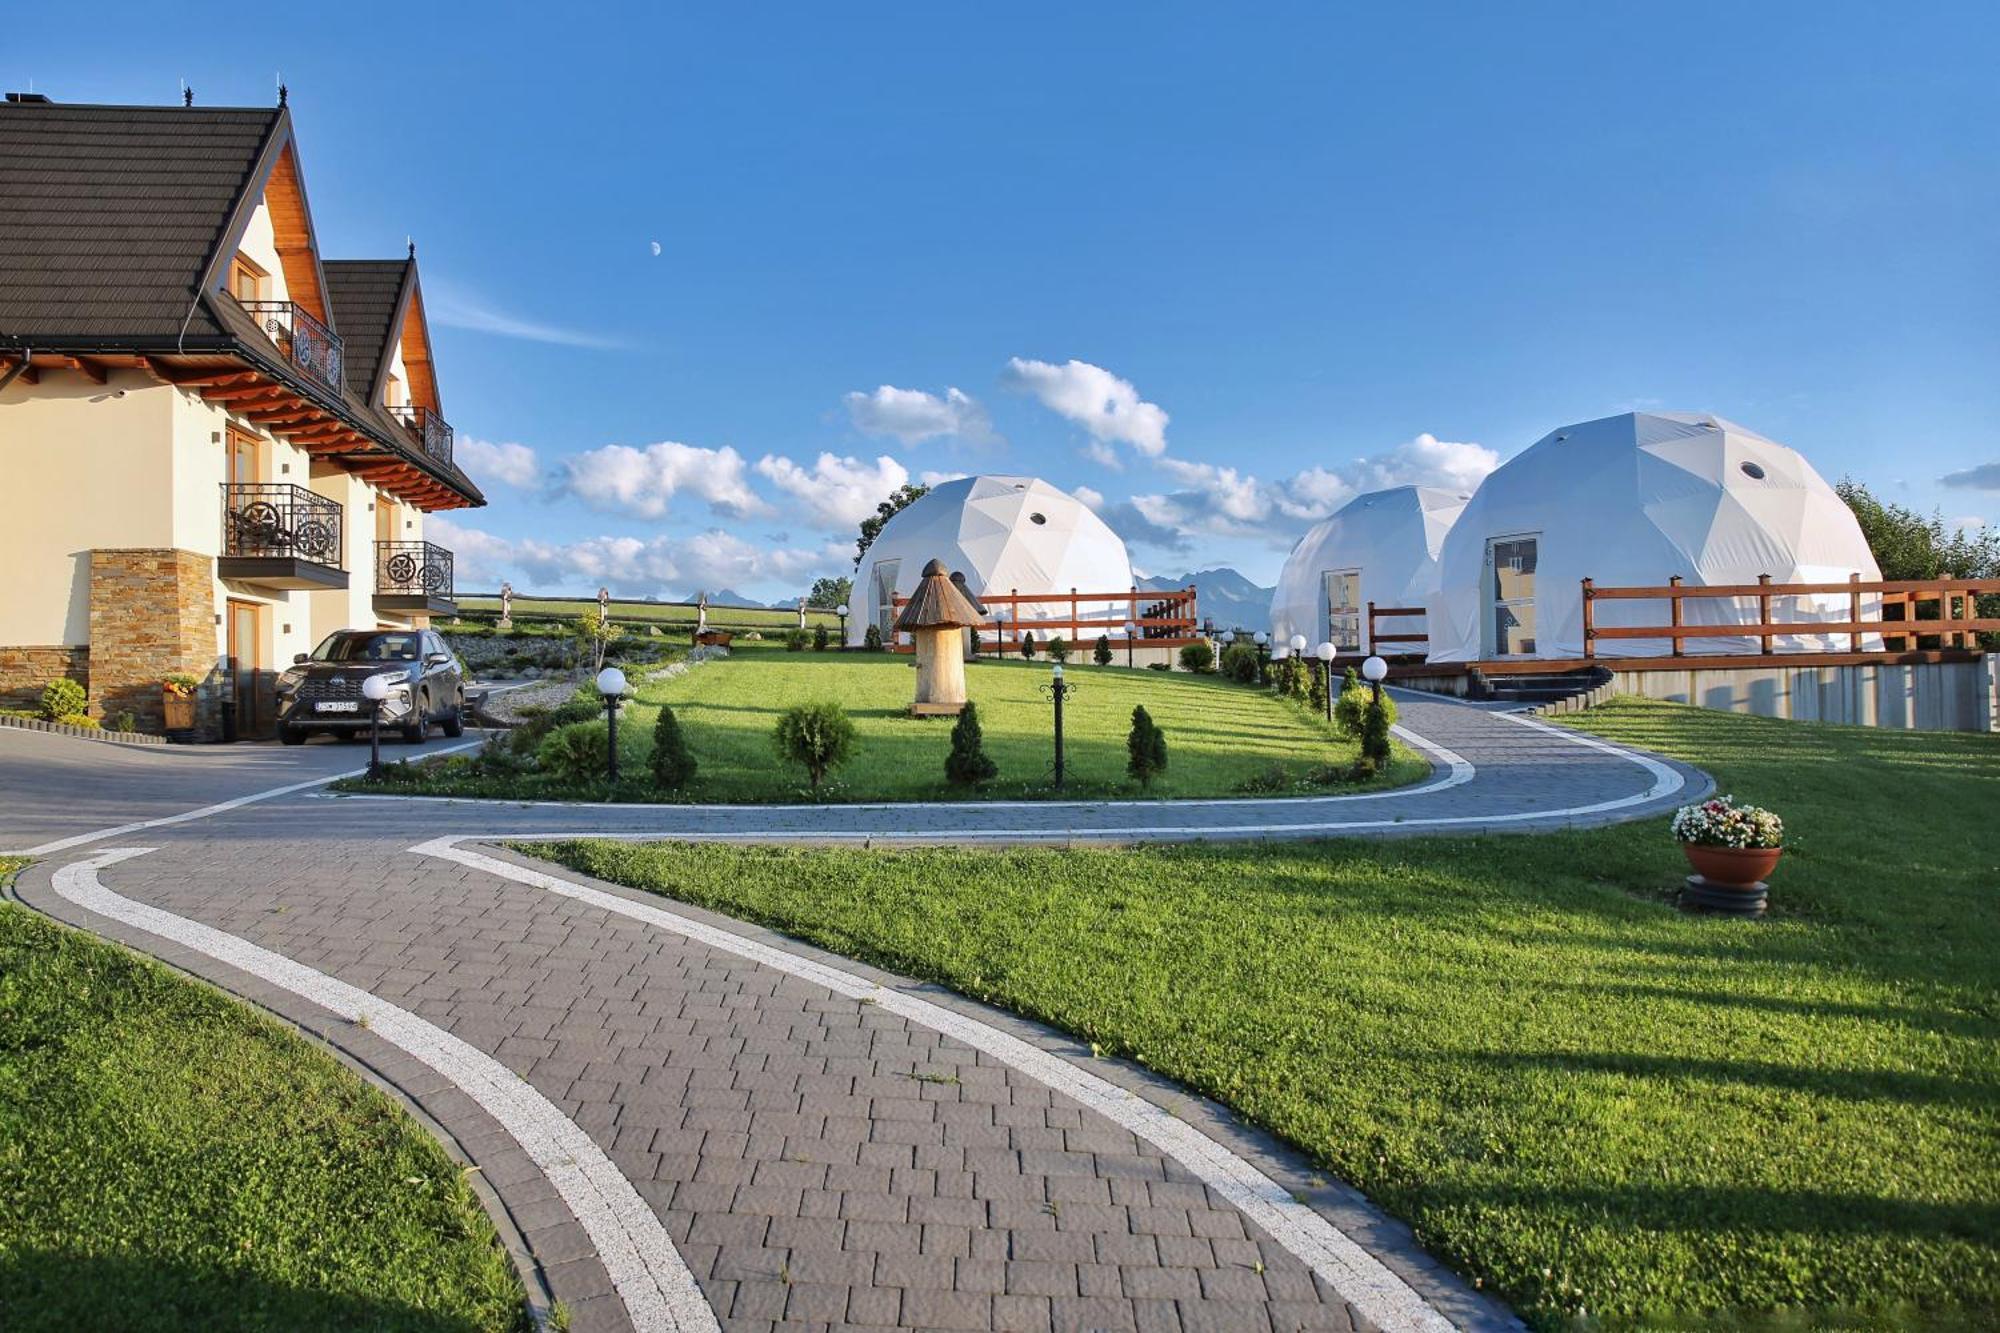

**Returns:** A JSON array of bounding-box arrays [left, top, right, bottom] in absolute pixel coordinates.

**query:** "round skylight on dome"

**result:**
[[1740, 461, 1767, 480], [1029, 512, 1047, 524]]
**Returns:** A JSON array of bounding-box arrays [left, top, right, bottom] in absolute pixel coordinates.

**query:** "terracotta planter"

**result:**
[[1681, 843, 1782, 887], [162, 692, 196, 732]]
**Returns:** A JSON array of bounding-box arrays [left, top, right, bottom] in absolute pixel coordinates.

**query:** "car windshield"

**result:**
[[313, 632, 423, 662]]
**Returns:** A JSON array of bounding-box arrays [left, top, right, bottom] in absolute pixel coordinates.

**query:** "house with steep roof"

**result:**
[[0, 91, 485, 738]]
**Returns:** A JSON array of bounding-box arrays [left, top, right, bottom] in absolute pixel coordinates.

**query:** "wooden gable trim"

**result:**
[[396, 265, 442, 416], [265, 141, 334, 326]]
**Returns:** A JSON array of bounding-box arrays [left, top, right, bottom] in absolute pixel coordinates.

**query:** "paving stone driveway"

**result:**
[[4, 696, 1706, 1331]]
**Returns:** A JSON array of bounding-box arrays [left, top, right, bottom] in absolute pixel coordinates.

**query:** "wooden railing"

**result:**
[[889, 585, 1201, 650], [1581, 574, 2000, 659], [1366, 602, 1427, 655]]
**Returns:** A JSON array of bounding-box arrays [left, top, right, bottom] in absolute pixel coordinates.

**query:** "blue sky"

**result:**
[[14, 2, 1999, 598]]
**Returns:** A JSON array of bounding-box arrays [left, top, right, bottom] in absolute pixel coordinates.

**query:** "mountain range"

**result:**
[[1137, 567, 1274, 633]]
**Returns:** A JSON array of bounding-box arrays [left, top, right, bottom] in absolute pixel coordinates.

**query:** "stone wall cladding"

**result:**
[[87, 548, 220, 737], [0, 645, 89, 712]]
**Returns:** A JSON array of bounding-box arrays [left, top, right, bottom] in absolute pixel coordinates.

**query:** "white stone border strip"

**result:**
[[421, 837, 1460, 1333], [51, 848, 719, 1333]]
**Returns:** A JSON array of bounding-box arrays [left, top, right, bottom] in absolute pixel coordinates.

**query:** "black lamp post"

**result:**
[[1123, 619, 1136, 669], [836, 603, 850, 648], [1362, 653, 1388, 705], [361, 672, 391, 779], [1316, 641, 1337, 723], [1254, 631, 1270, 684], [1041, 661, 1073, 790], [597, 666, 627, 782]]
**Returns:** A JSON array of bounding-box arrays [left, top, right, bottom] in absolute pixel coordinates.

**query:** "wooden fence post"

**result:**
[[1070, 587, 1079, 641], [1849, 573, 1862, 653], [1580, 578, 1595, 659], [1367, 600, 1377, 655], [1757, 573, 1774, 655]]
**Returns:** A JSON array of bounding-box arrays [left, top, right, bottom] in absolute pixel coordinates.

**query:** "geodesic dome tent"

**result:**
[[1424, 412, 1881, 662], [852, 475, 1135, 645], [1268, 486, 1469, 654]]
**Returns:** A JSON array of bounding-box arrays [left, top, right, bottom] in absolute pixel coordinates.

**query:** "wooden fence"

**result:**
[[1582, 574, 2000, 660], [1365, 602, 1428, 656], [888, 585, 1202, 651]]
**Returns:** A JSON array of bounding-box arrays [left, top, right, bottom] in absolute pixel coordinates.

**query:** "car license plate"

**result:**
[[315, 700, 360, 713]]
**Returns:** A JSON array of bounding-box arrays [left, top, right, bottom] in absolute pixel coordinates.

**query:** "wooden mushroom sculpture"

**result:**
[[895, 558, 985, 716]]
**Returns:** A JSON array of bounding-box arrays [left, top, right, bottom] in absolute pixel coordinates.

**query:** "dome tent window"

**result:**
[[1741, 461, 1767, 480], [1321, 569, 1362, 652]]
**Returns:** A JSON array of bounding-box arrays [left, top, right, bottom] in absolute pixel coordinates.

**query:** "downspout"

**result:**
[[0, 348, 30, 393]]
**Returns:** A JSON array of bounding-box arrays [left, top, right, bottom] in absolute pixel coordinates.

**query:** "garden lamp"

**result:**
[[360, 671, 394, 779], [1362, 653, 1388, 704], [1122, 619, 1137, 669], [1289, 633, 1307, 655], [1045, 660, 1073, 790], [836, 603, 850, 647], [1315, 641, 1337, 722], [596, 665, 628, 781]]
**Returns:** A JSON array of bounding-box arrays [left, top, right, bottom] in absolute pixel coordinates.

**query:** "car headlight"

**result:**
[[277, 667, 306, 693]]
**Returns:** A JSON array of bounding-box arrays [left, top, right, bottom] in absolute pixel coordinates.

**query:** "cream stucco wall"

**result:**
[[231, 198, 292, 304]]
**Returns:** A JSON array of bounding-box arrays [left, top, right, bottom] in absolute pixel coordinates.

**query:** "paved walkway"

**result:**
[[3, 694, 1708, 1332]]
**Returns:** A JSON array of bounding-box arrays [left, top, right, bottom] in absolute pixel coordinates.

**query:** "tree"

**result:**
[[813, 624, 830, 651], [1046, 634, 1070, 663], [648, 703, 697, 791], [774, 701, 857, 792], [1093, 634, 1113, 666], [863, 623, 884, 651], [944, 701, 998, 787], [571, 613, 622, 673], [1837, 478, 1999, 581], [807, 575, 853, 610], [854, 483, 931, 566], [1020, 630, 1038, 660], [1359, 693, 1393, 774], [1127, 705, 1168, 787]]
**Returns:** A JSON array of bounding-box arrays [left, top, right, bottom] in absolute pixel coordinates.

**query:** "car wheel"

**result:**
[[280, 726, 307, 746], [401, 690, 427, 743], [441, 692, 465, 738]]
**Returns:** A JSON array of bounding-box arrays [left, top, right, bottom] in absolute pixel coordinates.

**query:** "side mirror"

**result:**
[[425, 652, 451, 666], [293, 653, 309, 665]]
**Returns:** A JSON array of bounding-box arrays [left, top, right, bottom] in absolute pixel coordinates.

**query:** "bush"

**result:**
[[1219, 641, 1260, 684], [648, 703, 697, 792], [812, 625, 830, 651], [536, 719, 612, 785], [943, 701, 998, 788], [1019, 631, 1037, 660], [1335, 671, 1397, 736], [1093, 634, 1113, 666], [863, 624, 884, 652], [1359, 692, 1393, 774], [1046, 634, 1070, 663], [55, 713, 99, 730], [1177, 641, 1214, 673], [39, 678, 86, 722], [785, 628, 809, 651], [1127, 705, 1168, 787], [966, 628, 981, 657], [1145, 662, 1171, 672], [110, 711, 137, 733], [1272, 654, 1310, 701], [774, 701, 856, 792], [1306, 659, 1330, 716]]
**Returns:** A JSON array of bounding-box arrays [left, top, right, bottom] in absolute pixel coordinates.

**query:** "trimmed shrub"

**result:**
[[1046, 635, 1070, 663], [1306, 659, 1330, 716], [863, 624, 884, 652], [812, 625, 830, 651], [110, 711, 137, 733], [1360, 692, 1393, 773], [1335, 671, 1398, 736], [1272, 654, 1311, 701], [774, 701, 856, 792], [648, 704, 697, 791], [536, 719, 610, 785], [785, 628, 809, 651], [943, 701, 998, 788], [1127, 705, 1168, 787], [1019, 631, 1037, 660], [54, 713, 99, 730], [966, 628, 981, 657], [1177, 641, 1214, 674], [39, 678, 86, 722], [1093, 634, 1113, 666], [1219, 641, 1260, 684], [1145, 662, 1171, 672]]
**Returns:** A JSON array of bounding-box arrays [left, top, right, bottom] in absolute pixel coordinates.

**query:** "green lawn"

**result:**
[[524, 699, 2000, 1330], [0, 868, 531, 1333]]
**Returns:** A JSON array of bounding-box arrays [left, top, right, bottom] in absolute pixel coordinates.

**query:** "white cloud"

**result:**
[[558, 441, 768, 520], [426, 281, 624, 350], [1340, 432, 1500, 496], [754, 451, 910, 533], [428, 517, 846, 599], [845, 385, 1001, 447], [919, 469, 969, 487], [455, 436, 541, 489], [1941, 462, 2000, 491], [1072, 484, 1105, 511], [1003, 357, 1169, 458]]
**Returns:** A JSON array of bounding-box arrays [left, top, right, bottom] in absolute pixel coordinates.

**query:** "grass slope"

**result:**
[[0, 874, 530, 1332], [527, 699, 2000, 1329]]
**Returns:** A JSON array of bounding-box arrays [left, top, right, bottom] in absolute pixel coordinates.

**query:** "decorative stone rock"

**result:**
[[894, 559, 984, 716]]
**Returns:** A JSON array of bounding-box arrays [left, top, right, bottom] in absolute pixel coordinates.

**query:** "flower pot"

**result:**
[[1681, 843, 1782, 888], [162, 692, 196, 733]]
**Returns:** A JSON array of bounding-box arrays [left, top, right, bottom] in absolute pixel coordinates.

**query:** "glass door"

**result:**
[[225, 599, 265, 737], [1486, 535, 1538, 656], [1322, 569, 1362, 653], [871, 559, 900, 640]]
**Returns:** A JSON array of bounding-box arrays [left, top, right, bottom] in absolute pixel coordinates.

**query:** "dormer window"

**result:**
[[229, 253, 269, 303]]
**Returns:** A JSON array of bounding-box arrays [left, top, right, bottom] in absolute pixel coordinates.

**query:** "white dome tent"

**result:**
[[1268, 486, 1469, 655], [852, 476, 1135, 646], [1425, 412, 1881, 663]]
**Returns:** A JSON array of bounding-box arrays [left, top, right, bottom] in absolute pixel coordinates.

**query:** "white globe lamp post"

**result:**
[[596, 666, 628, 782], [1315, 641, 1337, 722], [360, 671, 395, 779]]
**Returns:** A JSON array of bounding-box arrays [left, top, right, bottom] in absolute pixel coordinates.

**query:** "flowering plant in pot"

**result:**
[[1671, 794, 1784, 891], [161, 672, 200, 732]]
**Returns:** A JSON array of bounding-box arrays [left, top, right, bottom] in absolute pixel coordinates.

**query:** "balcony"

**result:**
[[387, 404, 454, 468], [374, 540, 457, 617], [219, 483, 348, 590], [240, 299, 344, 394]]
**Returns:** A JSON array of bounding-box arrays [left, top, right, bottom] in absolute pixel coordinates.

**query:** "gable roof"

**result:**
[[0, 100, 280, 339], [322, 259, 408, 401]]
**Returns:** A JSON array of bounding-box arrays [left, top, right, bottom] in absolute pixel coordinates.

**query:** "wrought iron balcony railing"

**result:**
[[221, 483, 345, 566], [240, 299, 344, 394], [387, 405, 454, 468], [376, 540, 454, 600]]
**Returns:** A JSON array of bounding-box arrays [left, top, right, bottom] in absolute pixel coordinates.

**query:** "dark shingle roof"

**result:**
[[0, 101, 279, 338], [322, 259, 409, 400]]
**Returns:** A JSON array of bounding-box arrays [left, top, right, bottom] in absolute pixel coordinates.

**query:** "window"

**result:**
[[871, 559, 900, 638], [1487, 535, 1538, 656], [229, 253, 268, 303], [1322, 569, 1362, 652], [226, 426, 263, 486]]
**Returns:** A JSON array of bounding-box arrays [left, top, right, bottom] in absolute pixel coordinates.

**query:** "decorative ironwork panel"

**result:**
[[376, 541, 454, 599], [388, 405, 455, 468], [240, 299, 344, 394], [221, 483, 345, 566]]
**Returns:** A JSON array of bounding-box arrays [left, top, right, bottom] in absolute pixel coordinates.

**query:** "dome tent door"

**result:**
[[1485, 534, 1539, 656]]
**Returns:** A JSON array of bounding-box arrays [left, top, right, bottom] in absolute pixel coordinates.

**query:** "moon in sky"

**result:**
[[649, 240, 662, 256]]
